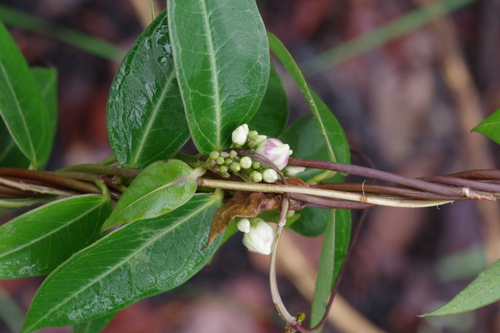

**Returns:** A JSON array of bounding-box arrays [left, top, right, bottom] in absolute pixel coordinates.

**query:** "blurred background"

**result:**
[[0, 0, 500, 332]]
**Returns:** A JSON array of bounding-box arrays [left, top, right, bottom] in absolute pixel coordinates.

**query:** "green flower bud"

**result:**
[[252, 161, 261, 169], [250, 170, 263, 182], [219, 165, 228, 174], [220, 151, 230, 158], [248, 130, 259, 140], [209, 151, 220, 160], [230, 162, 241, 173], [216, 157, 225, 165], [224, 158, 233, 166]]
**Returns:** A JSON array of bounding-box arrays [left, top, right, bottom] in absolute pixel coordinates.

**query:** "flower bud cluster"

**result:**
[[204, 124, 305, 182]]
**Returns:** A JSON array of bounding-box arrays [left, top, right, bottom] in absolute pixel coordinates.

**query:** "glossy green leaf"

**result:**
[[248, 67, 288, 138], [102, 160, 201, 230], [107, 10, 189, 168], [22, 193, 223, 332], [269, 32, 349, 165], [72, 312, 116, 333], [0, 194, 112, 279], [472, 109, 500, 145], [0, 67, 57, 169], [422, 258, 500, 317], [310, 209, 351, 331], [168, 0, 270, 154], [0, 20, 52, 169]]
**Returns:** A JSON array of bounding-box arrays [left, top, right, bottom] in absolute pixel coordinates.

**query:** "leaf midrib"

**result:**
[[199, 0, 221, 149], [129, 68, 176, 166]]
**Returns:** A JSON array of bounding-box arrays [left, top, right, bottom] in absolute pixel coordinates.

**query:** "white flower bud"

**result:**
[[242, 218, 275, 255], [232, 124, 249, 146], [240, 156, 252, 169], [254, 135, 267, 145], [283, 166, 306, 177], [262, 169, 278, 183], [237, 218, 251, 233], [255, 138, 292, 170]]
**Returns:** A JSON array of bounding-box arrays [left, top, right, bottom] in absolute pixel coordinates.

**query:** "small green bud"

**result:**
[[250, 170, 263, 182], [230, 162, 241, 173], [209, 151, 220, 160], [216, 157, 225, 165], [252, 161, 261, 169], [219, 165, 228, 174], [248, 141, 257, 148], [220, 151, 230, 158], [229, 150, 238, 159], [225, 158, 233, 166], [240, 156, 252, 169], [248, 130, 259, 140], [221, 172, 230, 178]]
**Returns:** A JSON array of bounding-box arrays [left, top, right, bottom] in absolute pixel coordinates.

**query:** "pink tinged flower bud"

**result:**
[[283, 166, 306, 177], [262, 169, 278, 183], [232, 124, 249, 146], [255, 138, 292, 170], [242, 218, 275, 255]]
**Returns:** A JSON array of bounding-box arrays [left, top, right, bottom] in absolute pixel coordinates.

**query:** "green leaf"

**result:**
[[0, 67, 57, 169], [0, 20, 52, 169], [310, 209, 351, 331], [472, 109, 500, 145], [168, 0, 270, 154], [72, 313, 116, 333], [32, 67, 58, 169], [107, 10, 189, 168], [422, 258, 500, 317], [22, 193, 223, 332], [248, 67, 288, 138], [31, 67, 58, 137], [268, 32, 350, 165], [281, 114, 344, 237], [0, 194, 112, 279], [102, 160, 201, 230], [0, 119, 29, 168]]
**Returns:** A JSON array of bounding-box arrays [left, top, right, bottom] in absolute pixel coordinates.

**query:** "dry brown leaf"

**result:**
[[203, 177, 308, 249]]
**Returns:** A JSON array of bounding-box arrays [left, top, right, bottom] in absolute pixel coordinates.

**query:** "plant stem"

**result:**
[[197, 178, 453, 208], [288, 158, 464, 197]]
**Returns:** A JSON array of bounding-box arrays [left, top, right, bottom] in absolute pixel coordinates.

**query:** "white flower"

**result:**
[[232, 124, 249, 146], [241, 218, 275, 255], [255, 138, 292, 170], [262, 169, 278, 183], [283, 166, 305, 177]]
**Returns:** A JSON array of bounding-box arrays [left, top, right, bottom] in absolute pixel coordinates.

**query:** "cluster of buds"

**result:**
[[204, 124, 305, 182], [237, 218, 276, 255]]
